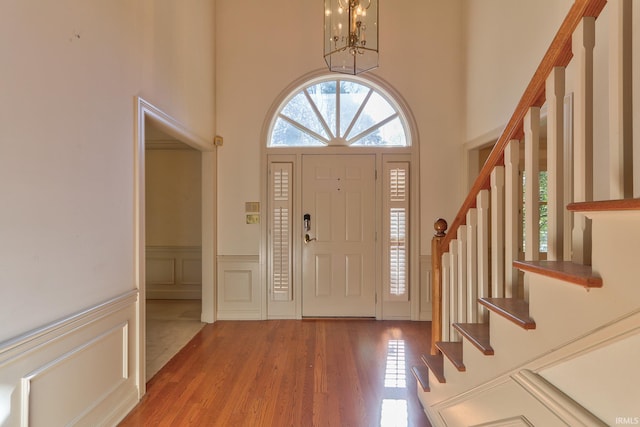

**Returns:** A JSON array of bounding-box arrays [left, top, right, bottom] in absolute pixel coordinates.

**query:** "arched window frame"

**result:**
[[268, 75, 411, 148]]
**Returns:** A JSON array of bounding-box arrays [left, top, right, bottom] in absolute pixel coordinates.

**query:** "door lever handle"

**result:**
[[304, 233, 316, 243]]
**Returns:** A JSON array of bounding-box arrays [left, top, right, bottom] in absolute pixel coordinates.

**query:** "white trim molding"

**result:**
[[216, 256, 262, 320], [134, 96, 218, 396], [0, 291, 139, 427]]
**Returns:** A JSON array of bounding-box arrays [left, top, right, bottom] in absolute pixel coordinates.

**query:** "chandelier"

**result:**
[[324, 0, 379, 75]]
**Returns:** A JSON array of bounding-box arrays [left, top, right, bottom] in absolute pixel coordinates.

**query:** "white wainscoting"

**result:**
[[146, 246, 202, 300], [0, 290, 139, 426], [216, 255, 262, 320], [420, 255, 433, 321]]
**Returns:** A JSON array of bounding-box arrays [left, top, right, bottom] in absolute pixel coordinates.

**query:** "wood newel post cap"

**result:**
[[434, 218, 448, 237]]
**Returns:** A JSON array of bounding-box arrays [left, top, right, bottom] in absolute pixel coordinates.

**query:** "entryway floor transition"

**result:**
[[146, 299, 204, 381]]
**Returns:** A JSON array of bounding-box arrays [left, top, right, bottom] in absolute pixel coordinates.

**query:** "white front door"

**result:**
[[301, 154, 376, 317]]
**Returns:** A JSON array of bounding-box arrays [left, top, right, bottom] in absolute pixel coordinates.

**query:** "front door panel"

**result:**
[[301, 155, 375, 317]]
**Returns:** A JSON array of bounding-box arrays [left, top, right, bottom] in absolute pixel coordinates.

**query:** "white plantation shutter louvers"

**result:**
[[384, 162, 409, 301], [270, 163, 293, 301]]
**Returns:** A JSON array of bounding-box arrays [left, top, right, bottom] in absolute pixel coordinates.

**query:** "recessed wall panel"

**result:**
[[315, 192, 332, 241], [223, 271, 252, 302], [345, 192, 363, 241], [345, 254, 363, 297], [315, 254, 332, 297], [23, 324, 128, 427]]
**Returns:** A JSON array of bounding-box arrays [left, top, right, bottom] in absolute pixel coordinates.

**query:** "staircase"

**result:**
[[414, 1, 640, 426]]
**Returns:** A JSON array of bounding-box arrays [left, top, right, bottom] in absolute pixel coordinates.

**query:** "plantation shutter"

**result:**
[[384, 162, 409, 301], [270, 162, 293, 301]]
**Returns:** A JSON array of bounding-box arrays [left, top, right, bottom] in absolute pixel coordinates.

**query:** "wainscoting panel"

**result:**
[[0, 291, 139, 427], [146, 246, 202, 299], [217, 256, 262, 320]]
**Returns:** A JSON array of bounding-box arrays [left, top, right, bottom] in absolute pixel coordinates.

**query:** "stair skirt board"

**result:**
[[418, 309, 640, 427]]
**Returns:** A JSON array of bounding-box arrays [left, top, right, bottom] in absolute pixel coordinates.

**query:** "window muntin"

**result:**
[[269, 77, 409, 147]]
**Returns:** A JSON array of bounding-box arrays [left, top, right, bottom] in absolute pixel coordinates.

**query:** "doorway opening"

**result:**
[[134, 98, 216, 395], [144, 123, 204, 380]]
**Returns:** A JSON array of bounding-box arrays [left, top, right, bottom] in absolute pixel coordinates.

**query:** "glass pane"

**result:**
[[270, 117, 325, 147], [339, 81, 370, 137], [306, 81, 337, 137], [347, 91, 396, 139], [539, 171, 548, 252], [281, 92, 328, 139], [351, 117, 407, 146], [268, 77, 409, 147]]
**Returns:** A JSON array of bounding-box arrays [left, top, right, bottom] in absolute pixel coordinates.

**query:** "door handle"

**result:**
[[304, 233, 316, 243]]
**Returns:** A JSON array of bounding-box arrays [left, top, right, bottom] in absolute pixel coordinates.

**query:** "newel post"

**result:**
[[431, 218, 447, 355]]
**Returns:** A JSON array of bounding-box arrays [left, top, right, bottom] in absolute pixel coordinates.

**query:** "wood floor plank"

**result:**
[[119, 319, 433, 426]]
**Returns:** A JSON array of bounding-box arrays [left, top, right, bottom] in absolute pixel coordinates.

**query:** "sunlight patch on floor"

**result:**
[[381, 339, 409, 426], [384, 339, 407, 388]]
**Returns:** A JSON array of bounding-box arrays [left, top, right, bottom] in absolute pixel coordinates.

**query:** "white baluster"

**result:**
[[609, 0, 633, 199], [524, 107, 540, 263], [449, 240, 459, 340], [491, 166, 505, 298], [563, 93, 574, 262], [477, 190, 490, 322], [441, 253, 450, 342], [457, 227, 467, 324], [504, 139, 520, 298], [546, 67, 566, 261], [466, 208, 478, 322], [572, 16, 595, 265]]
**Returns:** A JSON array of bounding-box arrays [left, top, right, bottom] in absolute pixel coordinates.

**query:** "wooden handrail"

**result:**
[[440, 0, 607, 253]]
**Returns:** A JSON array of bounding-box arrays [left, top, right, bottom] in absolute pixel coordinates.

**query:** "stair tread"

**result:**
[[421, 353, 446, 383], [436, 341, 465, 372], [514, 260, 603, 288], [479, 298, 536, 330], [453, 323, 494, 355], [411, 365, 430, 392], [567, 198, 640, 212]]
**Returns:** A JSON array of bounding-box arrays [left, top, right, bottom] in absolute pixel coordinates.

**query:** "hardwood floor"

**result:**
[[119, 319, 433, 426]]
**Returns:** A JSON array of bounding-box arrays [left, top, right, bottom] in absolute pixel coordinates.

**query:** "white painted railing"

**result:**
[[431, 0, 635, 353]]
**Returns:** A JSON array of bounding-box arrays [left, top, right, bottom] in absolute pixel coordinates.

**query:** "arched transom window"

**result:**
[[269, 77, 409, 147]]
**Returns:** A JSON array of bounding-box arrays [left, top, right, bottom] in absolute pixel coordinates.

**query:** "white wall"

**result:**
[[146, 148, 202, 247], [463, 0, 640, 201], [463, 0, 573, 142], [216, 0, 465, 256], [0, 0, 215, 342]]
